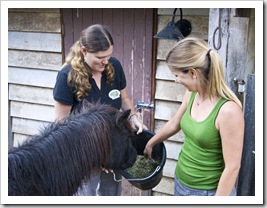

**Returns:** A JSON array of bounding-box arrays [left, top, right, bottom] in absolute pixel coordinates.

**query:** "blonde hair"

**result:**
[[166, 37, 242, 108], [63, 24, 114, 101]]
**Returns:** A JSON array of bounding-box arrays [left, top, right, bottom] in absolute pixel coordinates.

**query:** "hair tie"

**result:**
[[207, 49, 212, 70], [207, 49, 212, 56]]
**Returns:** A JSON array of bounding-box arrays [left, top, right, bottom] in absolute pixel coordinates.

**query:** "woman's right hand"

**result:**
[[143, 143, 153, 159]]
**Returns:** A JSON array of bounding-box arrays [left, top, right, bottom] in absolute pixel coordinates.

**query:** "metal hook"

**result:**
[[212, 8, 222, 50], [135, 101, 154, 112]]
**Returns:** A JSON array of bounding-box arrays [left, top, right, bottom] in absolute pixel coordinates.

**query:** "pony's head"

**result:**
[[70, 100, 138, 170], [106, 109, 137, 169]]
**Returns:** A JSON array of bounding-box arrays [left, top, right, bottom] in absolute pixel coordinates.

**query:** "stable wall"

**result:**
[[8, 8, 62, 148]]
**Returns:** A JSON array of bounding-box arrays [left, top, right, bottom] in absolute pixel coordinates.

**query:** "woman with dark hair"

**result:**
[[53, 24, 147, 196], [144, 37, 244, 196]]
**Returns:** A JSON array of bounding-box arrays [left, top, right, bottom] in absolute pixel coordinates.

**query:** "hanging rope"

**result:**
[[212, 8, 222, 50]]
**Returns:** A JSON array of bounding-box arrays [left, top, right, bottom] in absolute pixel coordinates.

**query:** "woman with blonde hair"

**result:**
[[53, 24, 147, 196], [144, 37, 244, 196]]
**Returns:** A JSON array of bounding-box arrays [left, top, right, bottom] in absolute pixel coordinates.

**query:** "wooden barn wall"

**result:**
[[152, 8, 209, 196], [8, 8, 62, 147], [8, 7, 210, 197]]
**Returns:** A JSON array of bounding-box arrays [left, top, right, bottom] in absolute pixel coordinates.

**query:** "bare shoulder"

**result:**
[[216, 100, 244, 129], [219, 100, 243, 116]]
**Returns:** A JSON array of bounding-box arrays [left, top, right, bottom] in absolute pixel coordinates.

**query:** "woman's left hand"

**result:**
[[130, 114, 148, 134]]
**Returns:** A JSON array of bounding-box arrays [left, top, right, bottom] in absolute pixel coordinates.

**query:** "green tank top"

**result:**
[[175, 92, 228, 190]]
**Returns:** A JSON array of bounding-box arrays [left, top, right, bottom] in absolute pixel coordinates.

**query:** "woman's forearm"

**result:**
[[215, 166, 240, 196], [54, 101, 72, 121]]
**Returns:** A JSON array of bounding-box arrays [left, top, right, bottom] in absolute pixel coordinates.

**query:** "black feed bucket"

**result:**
[[115, 130, 166, 190]]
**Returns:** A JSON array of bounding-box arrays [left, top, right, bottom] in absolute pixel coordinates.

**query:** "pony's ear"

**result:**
[[116, 109, 131, 128]]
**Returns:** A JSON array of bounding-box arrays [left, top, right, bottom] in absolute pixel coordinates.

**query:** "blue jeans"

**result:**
[[174, 175, 237, 196]]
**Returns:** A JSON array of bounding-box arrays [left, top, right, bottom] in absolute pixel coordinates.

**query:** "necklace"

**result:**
[[196, 94, 208, 106]]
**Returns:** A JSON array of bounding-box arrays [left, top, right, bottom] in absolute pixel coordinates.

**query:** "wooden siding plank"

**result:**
[[133, 9, 146, 103], [122, 8, 134, 100], [9, 84, 54, 105], [152, 176, 174, 195], [8, 32, 61, 52], [163, 159, 177, 178], [188, 16, 209, 39], [62, 8, 74, 59], [13, 133, 29, 147], [82, 8, 93, 29], [164, 140, 182, 160], [8, 50, 62, 71], [155, 60, 174, 80], [102, 9, 113, 32], [8, 11, 61, 33], [92, 8, 103, 24], [154, 100, 180, 121], [10, 101, 55, 122], [154, 120, 185, 143], [12, 117, 50, 136], [155, 80, 186, 102], [73, 9, 83, 43], [143, 8, 154, 117], [8, 67, 58, 88], [155, 39, 176, 61], [112, 9, 124, 65]]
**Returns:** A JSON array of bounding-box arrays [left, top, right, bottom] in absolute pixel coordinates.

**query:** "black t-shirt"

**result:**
[[53, 57, 126, 111]]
